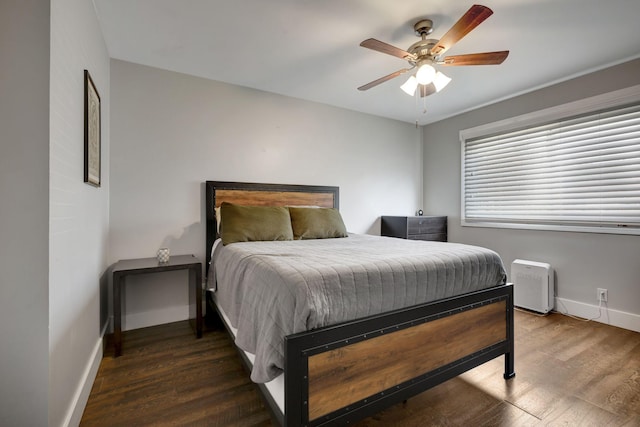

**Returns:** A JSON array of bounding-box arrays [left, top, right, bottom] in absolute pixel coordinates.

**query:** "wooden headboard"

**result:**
[[205, 181, 339, 271]]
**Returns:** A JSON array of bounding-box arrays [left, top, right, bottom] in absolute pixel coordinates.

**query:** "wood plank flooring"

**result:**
[[81, 311, 640, 426]]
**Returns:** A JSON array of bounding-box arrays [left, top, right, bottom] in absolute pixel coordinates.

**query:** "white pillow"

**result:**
[[215, 206, 221, 234]]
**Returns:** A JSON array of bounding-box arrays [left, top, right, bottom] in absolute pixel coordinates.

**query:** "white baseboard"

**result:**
[[555, 297, 640, 333], [63, 322, 108, 427]]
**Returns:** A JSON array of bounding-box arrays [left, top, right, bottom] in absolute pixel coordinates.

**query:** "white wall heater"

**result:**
[[511, 259, 554, 314]]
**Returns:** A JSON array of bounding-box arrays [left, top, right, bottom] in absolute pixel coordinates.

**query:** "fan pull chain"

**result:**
[[412, 87, 429, 127], [414, 88, 420, 125]]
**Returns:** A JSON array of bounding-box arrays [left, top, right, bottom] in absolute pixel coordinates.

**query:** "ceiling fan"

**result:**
[[358, 4, 509, 97]]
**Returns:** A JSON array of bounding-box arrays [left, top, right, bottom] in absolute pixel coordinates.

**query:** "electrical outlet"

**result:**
[[597, 288, 608, 302]]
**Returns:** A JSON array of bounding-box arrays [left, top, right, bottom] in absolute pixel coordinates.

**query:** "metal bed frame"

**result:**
[[204, 180, 515, 426]]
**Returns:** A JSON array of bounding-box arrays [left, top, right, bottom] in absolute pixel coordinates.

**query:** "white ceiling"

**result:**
[[93, 0, 640, 126]]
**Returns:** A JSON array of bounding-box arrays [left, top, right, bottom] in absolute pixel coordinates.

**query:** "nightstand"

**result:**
[[112, 254, 202, 357], [381, 216, 447, 242]]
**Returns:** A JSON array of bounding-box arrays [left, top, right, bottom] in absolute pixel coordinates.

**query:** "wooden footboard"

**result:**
[[284, 284, 515, 427]]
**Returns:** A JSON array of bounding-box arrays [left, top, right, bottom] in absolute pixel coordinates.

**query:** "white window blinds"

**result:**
[[462, 101, 640, 234]]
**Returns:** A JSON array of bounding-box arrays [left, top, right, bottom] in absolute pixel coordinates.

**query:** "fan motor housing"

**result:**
[[408, 38, 438, 59]]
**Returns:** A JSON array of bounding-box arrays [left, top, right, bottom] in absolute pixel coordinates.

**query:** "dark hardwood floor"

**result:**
[[81, 310, 640, 426]]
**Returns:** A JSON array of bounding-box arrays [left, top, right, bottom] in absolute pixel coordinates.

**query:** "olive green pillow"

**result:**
[[220, 202, 294, 245], [289, 207, 348, 240]]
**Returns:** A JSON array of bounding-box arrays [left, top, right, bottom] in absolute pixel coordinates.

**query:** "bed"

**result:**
[[204, 180, 515, 426]]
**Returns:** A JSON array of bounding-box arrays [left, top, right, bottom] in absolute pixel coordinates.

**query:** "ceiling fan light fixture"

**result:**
[[433, 71, 452, 92], [400, 75, 419, 96], [415, 63, 436, 85], [357, 4, 509, 107]]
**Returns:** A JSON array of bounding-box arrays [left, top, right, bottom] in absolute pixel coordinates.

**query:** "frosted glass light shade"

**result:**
[[400, 76, 419, 96], [433, 71, 452, 92], [415, 64, 436, 85]]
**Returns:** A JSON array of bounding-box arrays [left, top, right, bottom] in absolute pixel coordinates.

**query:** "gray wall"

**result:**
[[49, 0, 111, 424], [423, 59, 640, 329], [109, 60, 423, 330], [0, 1, 50, 425], [0, 1, 110, 425]]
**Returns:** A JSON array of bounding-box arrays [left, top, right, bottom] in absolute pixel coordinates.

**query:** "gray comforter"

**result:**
[[211, 233, 506, 383]]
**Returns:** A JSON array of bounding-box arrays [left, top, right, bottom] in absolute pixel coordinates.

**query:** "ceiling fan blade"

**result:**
[[360, 38, 415, 60], [420, 83, 436, 98], [430, 4, 494, 56], [358, 68, 411, 91], [442, 51, 509, 66]]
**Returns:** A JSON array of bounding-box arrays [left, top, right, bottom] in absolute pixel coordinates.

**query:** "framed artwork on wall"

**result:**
[[84, 69, 101, 187]]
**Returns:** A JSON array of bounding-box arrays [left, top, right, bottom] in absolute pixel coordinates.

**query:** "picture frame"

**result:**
[[84, 69, 101, 187]]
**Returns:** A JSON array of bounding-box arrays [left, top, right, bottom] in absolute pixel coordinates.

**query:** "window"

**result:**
[[461, 85, 640, 235]]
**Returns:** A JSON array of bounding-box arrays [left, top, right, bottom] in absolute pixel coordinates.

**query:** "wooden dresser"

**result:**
[[381, 216, 447, 242]]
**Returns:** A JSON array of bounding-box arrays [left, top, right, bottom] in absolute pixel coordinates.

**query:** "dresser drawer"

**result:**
[[408, 233, 447, 242], [407, 217, 447, 235]]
